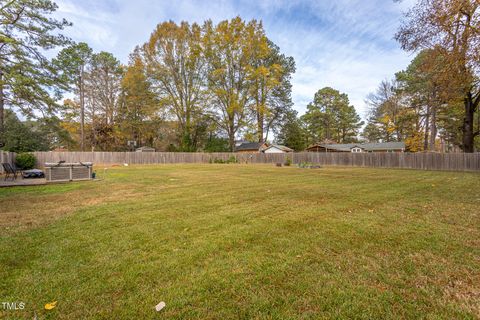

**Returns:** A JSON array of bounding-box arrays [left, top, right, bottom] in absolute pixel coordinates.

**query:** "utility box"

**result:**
[[45, 162, 93, 182]]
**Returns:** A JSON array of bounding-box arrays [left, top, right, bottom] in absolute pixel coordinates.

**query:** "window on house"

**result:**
[[351, 147, 363, 153]]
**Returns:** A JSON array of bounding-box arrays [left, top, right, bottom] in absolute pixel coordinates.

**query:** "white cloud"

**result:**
[[54, 0, 417, 119]]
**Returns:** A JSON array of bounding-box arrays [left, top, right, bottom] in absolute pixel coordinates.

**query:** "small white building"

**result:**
[[136, 146, 155, 152], [263, 145, 294, 154]]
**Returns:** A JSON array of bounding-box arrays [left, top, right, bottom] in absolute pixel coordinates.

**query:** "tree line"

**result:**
[[51, 18, 299, 152], [0, 0, 478, 153], [0, 1, 297, 152], [362, 1, 480, 152], [279, 0, 480, 152]]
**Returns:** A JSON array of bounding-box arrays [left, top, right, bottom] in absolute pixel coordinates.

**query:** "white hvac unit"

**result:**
[[45, 162, 93, 182]]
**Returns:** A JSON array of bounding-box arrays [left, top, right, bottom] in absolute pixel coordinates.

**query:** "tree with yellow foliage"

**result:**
[[142, 21, 207, 151], [248, 40, 295, 143], [204, 17, 268, 151], [120, 50, 160, 149]]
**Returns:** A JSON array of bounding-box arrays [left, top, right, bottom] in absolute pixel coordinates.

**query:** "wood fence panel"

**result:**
[[30, 151, 480, 172]]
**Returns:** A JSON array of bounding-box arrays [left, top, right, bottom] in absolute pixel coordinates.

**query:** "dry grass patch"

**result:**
[[0, 165, 479, 319]]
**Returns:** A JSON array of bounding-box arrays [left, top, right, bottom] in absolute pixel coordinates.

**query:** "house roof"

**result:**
[[264, 144, 294, 152], [136, 146, 155, 151], [235, 142, 266, 151], [234, 140, 249, 147], [360, 142, 405, 151], [307, 142, 405, 152]]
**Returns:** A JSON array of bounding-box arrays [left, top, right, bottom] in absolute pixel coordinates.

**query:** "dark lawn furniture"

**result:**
[[22, 169, 45, 179], [2, 163, 21, 181]]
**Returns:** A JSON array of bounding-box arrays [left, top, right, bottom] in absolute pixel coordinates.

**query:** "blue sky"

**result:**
[[55, 0, 416, 118]]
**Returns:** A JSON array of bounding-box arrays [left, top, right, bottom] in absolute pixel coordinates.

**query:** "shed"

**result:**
[[136, 146, 156, 152], [263, 145, 294, 153]]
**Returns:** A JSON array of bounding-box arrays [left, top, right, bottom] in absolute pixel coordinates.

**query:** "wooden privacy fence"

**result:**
[[31, 151, 480, 172], [0, 151, 15, 174], [32, 151, 288, 166], [292, 152, 480, 172]]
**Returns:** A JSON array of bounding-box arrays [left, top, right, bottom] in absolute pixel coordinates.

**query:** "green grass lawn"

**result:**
[[1, 165, 479, 319]]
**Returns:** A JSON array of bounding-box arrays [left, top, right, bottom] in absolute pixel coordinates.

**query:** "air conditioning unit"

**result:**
[[45, 162, 93, 182]]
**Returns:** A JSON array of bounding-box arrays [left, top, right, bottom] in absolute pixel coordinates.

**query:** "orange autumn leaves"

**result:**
[[138, 17, 293, 151]]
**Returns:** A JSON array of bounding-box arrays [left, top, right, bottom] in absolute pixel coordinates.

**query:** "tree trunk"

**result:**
[[185, 107, 193, 151], [79, 66, 85, 151], [423, 104, 430, 151], [91, 111, 97, 151], [227, 110, 236, 151], [428, 104, 437, 151], [0, 70, 4, 148], [228, 129, 235, 152], [462, 91, 476, 153], [257, 111, 264, 143], [132, 130, 138, 152]]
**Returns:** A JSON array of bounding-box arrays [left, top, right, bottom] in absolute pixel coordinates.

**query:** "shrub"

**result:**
[[213, 158, 225, 164], [284, 158, 292, 166], [226, 155, 238, 164], [15, 153, 36, 170], [298, 161, 313, 168], [210, 156, 237, 164]]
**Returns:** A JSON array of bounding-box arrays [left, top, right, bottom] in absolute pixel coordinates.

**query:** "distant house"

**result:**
[[306, 142, 406, 153], [234, 140, 249, 148], [136, 146, 156, 152], [263, 144, 294, 153], [235, 142, 268, 153]]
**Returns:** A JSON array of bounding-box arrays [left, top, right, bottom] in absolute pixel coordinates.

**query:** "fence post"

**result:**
[[25, 151, 480, 172]]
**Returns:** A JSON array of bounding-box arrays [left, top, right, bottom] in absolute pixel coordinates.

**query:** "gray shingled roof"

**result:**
[[360, 142, 405, 151], [310, 142, 405, 151], [136, 146, 156, 151], [235, 142, 264, 151]]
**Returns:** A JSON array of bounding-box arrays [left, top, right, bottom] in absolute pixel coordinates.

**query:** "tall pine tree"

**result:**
[[0, 0, 71, 147]]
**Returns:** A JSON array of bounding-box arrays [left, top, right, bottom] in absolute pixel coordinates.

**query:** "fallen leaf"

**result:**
[[44, 301, 57, 310]]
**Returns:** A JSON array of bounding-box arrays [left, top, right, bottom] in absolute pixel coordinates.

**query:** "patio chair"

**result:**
[[2, 163, 19, 181]]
